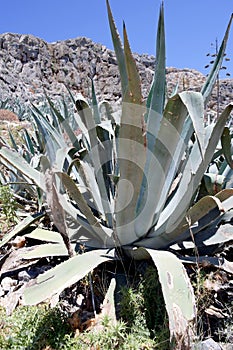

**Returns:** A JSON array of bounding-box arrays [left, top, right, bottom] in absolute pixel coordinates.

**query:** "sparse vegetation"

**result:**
[[0, 305, 72, 350], [0, 184, 18, 228], [119, 265, 170, 348], [0, 288, 167, 350]]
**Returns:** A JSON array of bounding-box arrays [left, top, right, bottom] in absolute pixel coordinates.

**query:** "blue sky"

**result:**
[[0, 0, 232, 76]]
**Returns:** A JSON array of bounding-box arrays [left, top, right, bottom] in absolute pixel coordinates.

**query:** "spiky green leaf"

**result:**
[[106, 0, 128, 96]]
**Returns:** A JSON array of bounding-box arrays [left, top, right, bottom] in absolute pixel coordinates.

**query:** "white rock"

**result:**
[[1, 277, 18, 292]]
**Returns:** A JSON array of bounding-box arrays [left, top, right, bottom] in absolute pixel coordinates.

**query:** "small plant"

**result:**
[[0, 305, 163, 349], [0, 305, 72, 350], [119, 265, 170, 348], [120, 283, 149, 336], [0, 184, 17, 228], [142, 266, 168, 339], [191, 267, 214, 338], [217, 304, 233, 344]]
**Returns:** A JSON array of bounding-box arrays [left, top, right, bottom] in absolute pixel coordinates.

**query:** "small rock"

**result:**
[[18, 270, 31, 282], [11, 236, 26, 249], [193, 338, 223, 350], [1, 277, 18, 292], [0, 286, 5, 297], [76, 294, 84, 307], [18, 266, 51, 282]]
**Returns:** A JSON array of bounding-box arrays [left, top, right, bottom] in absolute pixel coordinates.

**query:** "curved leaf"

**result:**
[[141, 247, 195, 345], [25, 228, 64, 244], [0, 147, 46, 191], [23, 248, 115, 305], [221, 127, 233, 169], [76, 97, 113, 227], [91, 80, 101, 124], [179, 91, 205, 155], [139, 188, 233, 249], [22, 128, 35, 156], [151, 103, 233, 245], [73, 158, 105, 216], [135, 92, 204, 237], [115, 24, 146, 244], [0, 213, 45, 248], [23, 243, 68, 259], [56, 171, 113, 246], [106, 0, 128, 96], [146, 2, 166, 151]]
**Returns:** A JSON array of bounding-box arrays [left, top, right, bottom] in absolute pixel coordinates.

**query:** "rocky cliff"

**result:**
[[0, 33, 232, 120]]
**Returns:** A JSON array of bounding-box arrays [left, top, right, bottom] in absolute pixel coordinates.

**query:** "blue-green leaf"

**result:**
[[23, 248, 115, 305], [106, 0, 128, 96], [140, 248, 195, 344], [221, 127, 233, 169], [146, 2, 166, 152]]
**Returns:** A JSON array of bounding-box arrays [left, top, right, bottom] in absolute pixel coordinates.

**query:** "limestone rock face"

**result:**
[[0, 32, 232, 118]]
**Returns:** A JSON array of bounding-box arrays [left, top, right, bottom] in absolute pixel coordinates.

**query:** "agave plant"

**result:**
[[195, 125, 233, 199], [0, 92, 80, 209], [0, 1, 233, 346]]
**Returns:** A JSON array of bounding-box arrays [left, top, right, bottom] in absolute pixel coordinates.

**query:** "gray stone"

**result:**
[[193, 338, 223, 350], [0, 286, 5, 297], [1, 277, 18, 292], [18, 270, 32, 282], [18, 266, 51, 282]]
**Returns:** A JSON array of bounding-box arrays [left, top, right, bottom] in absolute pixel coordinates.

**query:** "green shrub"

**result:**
[[119, 265, 170, 348], [0, 305, 71, 350], [0, 305, 163, 350], [0, 184, 17, 227]]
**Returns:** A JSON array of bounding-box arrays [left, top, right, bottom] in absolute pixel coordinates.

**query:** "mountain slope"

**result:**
[[0, 33, 232, 119]]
